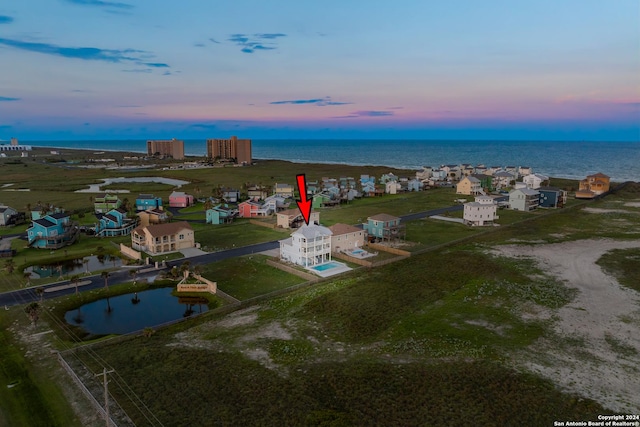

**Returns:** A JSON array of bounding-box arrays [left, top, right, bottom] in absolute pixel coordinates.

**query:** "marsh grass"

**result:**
[[596, 248, 640, 293]]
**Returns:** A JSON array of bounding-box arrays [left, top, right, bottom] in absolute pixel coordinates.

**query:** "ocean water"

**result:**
[[23, 139, 640, 182]]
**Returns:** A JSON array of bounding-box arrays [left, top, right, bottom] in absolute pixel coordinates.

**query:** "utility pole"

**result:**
[[96, 367, 115, 427]]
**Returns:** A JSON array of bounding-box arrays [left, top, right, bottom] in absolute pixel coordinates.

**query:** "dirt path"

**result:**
[[494, 238, 640, 413]]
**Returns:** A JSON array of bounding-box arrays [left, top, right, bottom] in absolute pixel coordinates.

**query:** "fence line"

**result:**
[[56, 351, 119, 427]]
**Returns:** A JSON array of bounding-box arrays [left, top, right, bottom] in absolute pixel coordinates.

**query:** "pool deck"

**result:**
[[306, 261, 352, 278]]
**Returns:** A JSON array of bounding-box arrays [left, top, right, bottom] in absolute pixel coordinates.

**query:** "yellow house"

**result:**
[[131, 221, 195, 255], [456, 176, 482, 196], [328, 223, 365, 252], [576, 172, 610, 199]]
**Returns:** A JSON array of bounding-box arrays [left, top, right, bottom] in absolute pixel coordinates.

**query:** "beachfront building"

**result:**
[[538, 187, 567, 209], [522, 173, 549, 190], [456, 176, 483, 196], [206, 136, 252, 165], [279, 224, 332, 267], [135, 194, 163, 211], [169, 191, 194, 208], [0, 138, 32, 152], [575, 172, 611, 199], [131, 221, 195, 255], [362, 213, 404, 243], [463, 196, 499, 226], [146, 138, 184, 160], [94, 193, 122, 213], [509, 188, 540, 211], [27, 212, 79, 249], [95, 208, 137, 237], [328, 223, 366, 253]]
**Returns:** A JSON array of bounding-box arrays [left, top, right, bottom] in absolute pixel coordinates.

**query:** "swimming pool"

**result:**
[[351, 249, 364, 254], [311, 262, 342, 271]]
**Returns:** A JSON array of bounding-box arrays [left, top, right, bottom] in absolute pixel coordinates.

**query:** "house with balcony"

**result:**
[[538, 187, 567, 209], [276, 208, 320, 229], [131, 221, 195, 255], [222, 188, 241, 203], [519, 166, 533, 176], [274, 183, 295, 198], [135, 194, 163, 211], [471, 174, 493, 192], [328, 223, 365, 253], [509, 188, 540, 211], [456, 176, 483, 196], [238, 200, 271, 218], [95, 208, 137, 237], [362, 213, 404, 242], [576, 172, 610, 199], [247, 185, 269, 201], [522, 173, 549, 190], [407, 178, 424, 192], [494, 171, 515, 189], [27, 212, 79, 249], [94, 193, 122, 213], [206, 204, 237, 224], [137, 208, 169, 227], [463, 196, 499, 226], [385, 180, 402, 194], [279, 223, 332, 267], [415, 166, 432, 181], [169, 191, 194, 208], [0, 205, 19, 226]]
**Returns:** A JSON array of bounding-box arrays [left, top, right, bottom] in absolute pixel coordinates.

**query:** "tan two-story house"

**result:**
[[131, 221, 195, 255]]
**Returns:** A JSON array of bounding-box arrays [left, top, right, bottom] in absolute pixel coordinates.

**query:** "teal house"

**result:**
[[135, 194, 163, 211], [206, 204, 237, 225], [27, 212, 79, 249], [362, 213, 403, 242], [95, 208, 137, 237]]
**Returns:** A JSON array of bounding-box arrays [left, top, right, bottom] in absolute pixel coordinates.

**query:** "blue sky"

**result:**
[[0, 0, 638, 140]]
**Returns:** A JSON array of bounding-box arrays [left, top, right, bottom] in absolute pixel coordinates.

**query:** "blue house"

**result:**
[[407, 178, 424, 192], [95, 208, 137, 237], [135, 194, 163, 211], [538, 186, 567, 209], [27, 212, 79, 249], [206, 204, 238, 225], [362, 213, 404, 242]]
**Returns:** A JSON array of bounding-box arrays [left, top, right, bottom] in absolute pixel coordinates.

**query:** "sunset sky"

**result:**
[[0, 0, 638, 140]]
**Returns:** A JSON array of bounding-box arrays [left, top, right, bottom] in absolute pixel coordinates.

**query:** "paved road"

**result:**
[[0, 199, 501, 308]]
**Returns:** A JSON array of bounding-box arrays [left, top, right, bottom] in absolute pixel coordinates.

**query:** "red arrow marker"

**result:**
[[295, 174, 312, 226]]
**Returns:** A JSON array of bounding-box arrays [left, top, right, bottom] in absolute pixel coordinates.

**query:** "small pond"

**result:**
[[24, 255, 122, 279], [64, 287, 209, 336]]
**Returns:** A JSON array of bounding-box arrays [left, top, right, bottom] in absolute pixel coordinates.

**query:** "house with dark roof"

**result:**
[[0, 205, 19, 226], [362, 213, 404, 242], [135, 194, 163, 211], [538, 186, 567, 208], [27, 212, 79, 249], [95, 208, 137, 237]]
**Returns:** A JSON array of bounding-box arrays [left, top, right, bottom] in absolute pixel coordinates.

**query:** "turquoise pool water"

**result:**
[[351, 249, 364, 254], [312, 262, 341, 271]]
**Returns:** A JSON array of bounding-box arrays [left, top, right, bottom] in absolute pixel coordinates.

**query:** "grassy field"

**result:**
[[2, 150, 636, 425], [596, 247, 640, 293], [200, 255, 306, 300], [0, 310, 85, 427]]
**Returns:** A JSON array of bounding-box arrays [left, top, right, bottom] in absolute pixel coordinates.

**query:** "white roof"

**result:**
[[511, 188, 540, 196], [292, 223, 332, 238]]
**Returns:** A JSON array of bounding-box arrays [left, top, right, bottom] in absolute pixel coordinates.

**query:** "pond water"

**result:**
[[24, 255, 122, 279], [64, 287, 209, 336]]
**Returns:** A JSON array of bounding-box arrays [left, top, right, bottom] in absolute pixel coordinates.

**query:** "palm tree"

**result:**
[[131, 292, 140, 305], [129, 269, 138, 284], [70, 275, 81, 296], [101, 271, 110, 289], [179, 261, 191, 279], [203, 198, 213, 212], [23, 272, 32, 287], [24, 302, 40, 326], [35, 286, 45, 303], [4, 258, 15, 274]]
